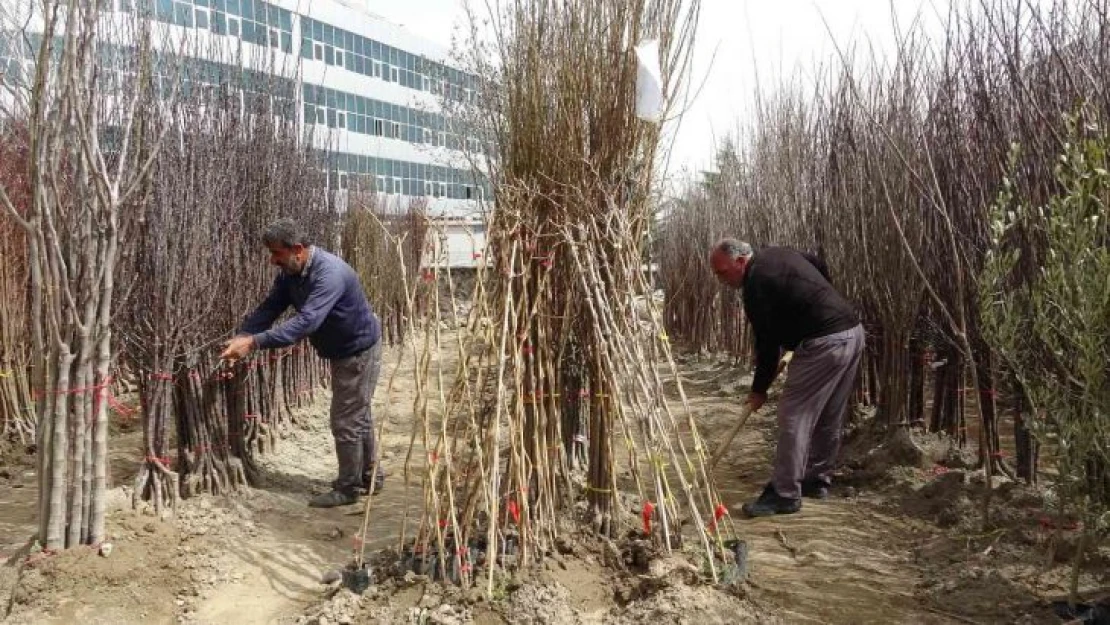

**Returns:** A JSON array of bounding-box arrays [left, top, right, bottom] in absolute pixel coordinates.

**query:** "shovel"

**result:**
[[340, 561, 372, 594]]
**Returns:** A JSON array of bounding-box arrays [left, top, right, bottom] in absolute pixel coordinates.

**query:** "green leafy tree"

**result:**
[[981, 110, 1109, 605]]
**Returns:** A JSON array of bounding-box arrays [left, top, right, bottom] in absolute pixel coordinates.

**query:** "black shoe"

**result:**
[[741, 483, 802, 518], [309, 489, 358, 508], [331, 474, 385, 496], [801, 478, 830, 500], [368, 474, 385, 496]]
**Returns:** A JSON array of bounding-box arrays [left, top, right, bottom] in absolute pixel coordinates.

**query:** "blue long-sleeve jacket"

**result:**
[[239, 247, 380, 360]]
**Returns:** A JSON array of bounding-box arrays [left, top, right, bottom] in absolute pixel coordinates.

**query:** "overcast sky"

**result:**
[[361, 0, 1036, 181]]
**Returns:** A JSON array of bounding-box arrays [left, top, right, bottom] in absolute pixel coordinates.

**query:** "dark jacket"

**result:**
[[743, 247, 858, 394], [240, 247, 380, 360]]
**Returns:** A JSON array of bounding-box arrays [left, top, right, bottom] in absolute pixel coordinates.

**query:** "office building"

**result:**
[[0, 0, 490, 268]]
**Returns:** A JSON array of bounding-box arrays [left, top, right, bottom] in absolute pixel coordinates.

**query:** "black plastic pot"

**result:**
[[1051, 600, 1110, 624]]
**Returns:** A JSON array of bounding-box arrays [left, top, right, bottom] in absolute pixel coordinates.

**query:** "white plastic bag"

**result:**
[[634, 39, 664, 122]]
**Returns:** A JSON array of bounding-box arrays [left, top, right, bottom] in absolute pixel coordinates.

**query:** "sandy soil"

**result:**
[[1, 339, 1106, 625]]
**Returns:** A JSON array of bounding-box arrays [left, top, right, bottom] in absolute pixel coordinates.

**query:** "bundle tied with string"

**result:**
[[390, 0, 742, 592], [115, 44, 336, 513], [0, 124, 33, 444]]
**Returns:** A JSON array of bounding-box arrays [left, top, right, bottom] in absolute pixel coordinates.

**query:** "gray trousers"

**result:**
[[329, 339, 384, 490], [771, 324, 864, 499]]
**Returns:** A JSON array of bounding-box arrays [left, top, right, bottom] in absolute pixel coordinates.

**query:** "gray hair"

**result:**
[[712, 238, 753, 260], [262, 218, 309, 248]]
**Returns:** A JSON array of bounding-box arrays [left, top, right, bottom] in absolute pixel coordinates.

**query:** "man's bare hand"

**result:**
[[746, 391, 767, 412], [220, 335, 255, 361]]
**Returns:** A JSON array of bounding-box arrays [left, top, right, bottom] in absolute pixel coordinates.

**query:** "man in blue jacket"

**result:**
[[221, 218, 385, 508]]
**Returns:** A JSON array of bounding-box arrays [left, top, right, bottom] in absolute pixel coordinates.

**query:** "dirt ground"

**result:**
[[1, 338, 1107, 624]]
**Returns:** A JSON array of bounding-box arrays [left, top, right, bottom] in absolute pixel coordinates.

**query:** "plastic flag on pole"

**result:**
[[634, 39, 664, 122]]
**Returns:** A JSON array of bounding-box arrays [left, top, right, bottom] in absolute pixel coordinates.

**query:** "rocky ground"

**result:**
[[1, 344, 1107, 624]]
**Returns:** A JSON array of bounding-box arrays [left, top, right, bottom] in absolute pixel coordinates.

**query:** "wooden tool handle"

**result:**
[[708, 402, 755, 472], [706, 351, 793, 472]]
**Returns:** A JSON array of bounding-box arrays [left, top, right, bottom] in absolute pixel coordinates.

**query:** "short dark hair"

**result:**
[[712, 238, 753, 260], [262, 218, 309, 248]]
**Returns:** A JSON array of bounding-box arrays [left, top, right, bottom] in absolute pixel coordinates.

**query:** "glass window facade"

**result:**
[[9, 2, 492, 201], [126, 0, 294, 54], [301, 83, 485, 153], [299, 16, 475, 102], [321, 150, 490, 201]]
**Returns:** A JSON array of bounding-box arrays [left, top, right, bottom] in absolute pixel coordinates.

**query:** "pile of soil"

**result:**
[[3, 482, 264, 625], [839, 440, 1110, 624], [289, 546, 776, 625], [7, 499, 187, 624], [837, 414, 970, 487]]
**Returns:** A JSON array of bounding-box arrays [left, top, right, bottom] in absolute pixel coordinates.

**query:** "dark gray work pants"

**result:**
[[771, 324, 865, 499], [329, 339, 384, 492]]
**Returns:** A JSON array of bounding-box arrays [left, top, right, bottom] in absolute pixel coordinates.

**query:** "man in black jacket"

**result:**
[[709, 239, 864, 517]]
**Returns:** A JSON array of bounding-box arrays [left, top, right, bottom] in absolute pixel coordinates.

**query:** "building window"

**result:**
[[335, 50, 343, 66], [424, 181, 433, 196], [338, 173, 347, 190], [438, 183, 446, 198], [390, 66, 399, 82], [229, 17, 240, 37], [210, 10, 227, 33], [373, 61, 381, 78], [374, 119, 383, 136], [393, 178, 402, 194], [174, 1, 193, 27], [423, 128, 431, 144], [314, 43, 323, 60], [337, 112, 345, 129], [195, 8, 209, 30], [390, 122, 400, 139]]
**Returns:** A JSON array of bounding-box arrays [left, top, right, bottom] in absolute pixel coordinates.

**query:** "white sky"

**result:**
[[361, 0, 1040, 181]]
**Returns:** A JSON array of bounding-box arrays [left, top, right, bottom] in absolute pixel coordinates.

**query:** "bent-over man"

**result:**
[[220, 218, 385, 508], [709, 239, 864, 517]]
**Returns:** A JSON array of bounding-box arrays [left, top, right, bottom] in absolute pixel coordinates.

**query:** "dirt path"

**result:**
[[186, 344, 435, 625], [193, 350, 956, 624], [675, 356, 953, 625], [183, 419, 427, 625]]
